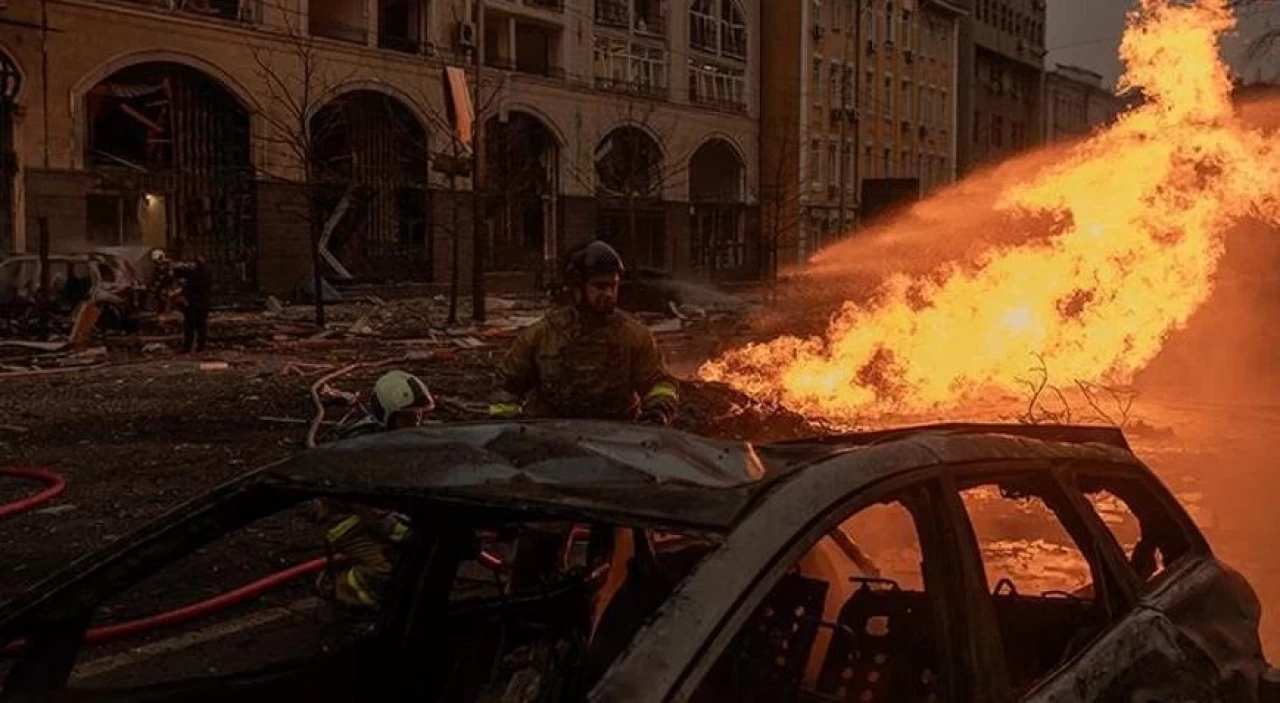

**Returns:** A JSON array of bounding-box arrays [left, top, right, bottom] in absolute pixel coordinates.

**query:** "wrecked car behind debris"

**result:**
[[1, 421, 1276, 702]]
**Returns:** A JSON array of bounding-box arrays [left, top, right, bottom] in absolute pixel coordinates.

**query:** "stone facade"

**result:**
[[0, 0, 760, 296], [760, 0, 961, 267], [1044, 64, 1120, 143], [967, 0, 1046, 169]]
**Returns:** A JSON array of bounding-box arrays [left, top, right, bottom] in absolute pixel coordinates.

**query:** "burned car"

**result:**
[[0, 252, 147, 332], [0, 422, 1276, 702]]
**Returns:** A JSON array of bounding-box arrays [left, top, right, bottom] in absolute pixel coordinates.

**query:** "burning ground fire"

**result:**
[[700, 0, 1280, 423]]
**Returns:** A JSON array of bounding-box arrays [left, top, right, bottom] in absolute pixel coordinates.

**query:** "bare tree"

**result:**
[[249, 0, 360, 327], [566, 95, 693, 269], [375, 49, 507, 325]]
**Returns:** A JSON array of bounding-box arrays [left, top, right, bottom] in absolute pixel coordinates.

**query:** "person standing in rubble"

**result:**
[[489, 240, 680, 426], [174, 256, 212, 353], [317, 370, 435, 609]]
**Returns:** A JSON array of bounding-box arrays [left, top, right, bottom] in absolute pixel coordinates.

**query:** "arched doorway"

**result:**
[[595, 126, 666, 268], [483, 111, 559, 279], [85, 62, 255, 289], [688, 138, 746, 276], [310, 91, 430, 282], [0, 50, 20, 255]]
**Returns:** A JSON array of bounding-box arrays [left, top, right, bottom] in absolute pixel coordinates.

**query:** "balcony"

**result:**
[[689, 93, 746, 113], [595, 76, 667, 98], [119, 0, 252, 22], [524, 0, 564, 10]]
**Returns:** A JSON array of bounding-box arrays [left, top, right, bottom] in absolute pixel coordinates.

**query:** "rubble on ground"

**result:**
[[676, 381, 832, 443]]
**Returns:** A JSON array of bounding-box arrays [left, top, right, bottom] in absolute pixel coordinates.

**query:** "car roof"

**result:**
[[260, 420, 1142, 532]]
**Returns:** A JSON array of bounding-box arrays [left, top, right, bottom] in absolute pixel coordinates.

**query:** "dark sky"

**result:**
[[1046, 0, 1280, 88]]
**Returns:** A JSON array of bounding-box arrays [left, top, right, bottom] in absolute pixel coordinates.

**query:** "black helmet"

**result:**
[[565, 240, 625, 285]]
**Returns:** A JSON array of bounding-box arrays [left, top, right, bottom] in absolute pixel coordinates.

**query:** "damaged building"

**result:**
[[0, 0, 761, 298]]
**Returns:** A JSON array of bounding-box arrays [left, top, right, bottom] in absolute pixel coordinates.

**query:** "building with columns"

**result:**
[[0, 0, 761, 295]]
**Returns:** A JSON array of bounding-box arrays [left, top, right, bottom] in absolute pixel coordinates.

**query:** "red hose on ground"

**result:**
[[0, 467, 66, 519], [3, 556, 335, 655], [1, 466, 512, 655]]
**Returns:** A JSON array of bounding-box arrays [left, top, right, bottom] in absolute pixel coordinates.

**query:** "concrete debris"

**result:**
[[264, 296, 284, 315], [0, 424, 28, 433], [33, 504, 77, 517], [318, 383, 359, 405], [0, 341, 68, 352], [453, 336, 486, 349], [198, 362, 230, 372], [141, 343, 168, 354]]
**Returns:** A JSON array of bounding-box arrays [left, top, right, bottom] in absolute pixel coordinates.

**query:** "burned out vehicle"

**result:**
[[0, 252, 147, 331], [0, 422, 1276, 702]]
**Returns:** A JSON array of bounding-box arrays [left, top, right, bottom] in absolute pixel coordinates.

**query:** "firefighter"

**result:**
[[317, 371, 434, 609], [174, 257, 212, 353], [148, 248, 179, 314], [489, 240, 679, 426]]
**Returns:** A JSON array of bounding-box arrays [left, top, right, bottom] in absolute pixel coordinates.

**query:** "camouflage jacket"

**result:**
[[493, 306, 679, 422]]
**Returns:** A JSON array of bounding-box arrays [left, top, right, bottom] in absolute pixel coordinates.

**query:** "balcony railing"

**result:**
[[594, 76, 667, 98], [689, 92, 746, 113], [119, 0, 252, 22]]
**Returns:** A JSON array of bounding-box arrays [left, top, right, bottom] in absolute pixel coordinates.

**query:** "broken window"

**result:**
[[687, 61, 745, 110], [1073, 472, 1194, 587], [86, 63, 255, 291], [690, 483, 948, 701], [484, 112, 559, 273], [59, 500, 401, 692], [690, 0, 717, 52], [430, 520, 713, 697], [379, 0, 423, 52], [310, 92, 431, 281], [595, 126, 663, 198], [957, 474, 1121, 695]]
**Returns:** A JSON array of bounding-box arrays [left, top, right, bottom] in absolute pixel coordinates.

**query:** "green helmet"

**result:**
[[370, 371, 435, 427]]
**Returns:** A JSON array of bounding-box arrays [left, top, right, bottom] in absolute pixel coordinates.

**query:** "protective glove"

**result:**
[[637, 405, 673, 427]]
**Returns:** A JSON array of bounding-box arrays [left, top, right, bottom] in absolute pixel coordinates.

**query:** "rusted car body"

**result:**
[[0, 251, 147, 329], [0, 422, 1274, 702]]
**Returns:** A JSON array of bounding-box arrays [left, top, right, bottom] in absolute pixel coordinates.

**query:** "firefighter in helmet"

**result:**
[[317, 370, 434, 609], [489, 240, 679, 425]]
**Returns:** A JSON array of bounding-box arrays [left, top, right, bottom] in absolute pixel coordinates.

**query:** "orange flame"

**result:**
[[700, 0, 1280, 422]]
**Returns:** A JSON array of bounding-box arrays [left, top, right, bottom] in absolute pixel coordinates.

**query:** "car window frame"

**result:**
[[943, 459, 1143, 699], [0, 484, 432, 697], [672, 469, 975, 703], [1056, 460, 1209, 596]]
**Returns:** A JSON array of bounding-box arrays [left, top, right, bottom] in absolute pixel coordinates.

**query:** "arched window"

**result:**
[[688, 0, 747, 60]]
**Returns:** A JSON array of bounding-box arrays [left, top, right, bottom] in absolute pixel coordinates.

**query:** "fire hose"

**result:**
[[1, 466, 512, 656]]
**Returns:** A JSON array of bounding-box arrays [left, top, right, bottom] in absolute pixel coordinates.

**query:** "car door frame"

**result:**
[[592, 464, 987, 703], [0, 480, 429, 699], [1026, 459, 1240, 701], [938, 456, 1214, 702]]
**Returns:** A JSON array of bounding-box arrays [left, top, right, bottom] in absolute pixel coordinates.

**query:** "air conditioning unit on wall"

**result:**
[[456, 21, 477, 49]]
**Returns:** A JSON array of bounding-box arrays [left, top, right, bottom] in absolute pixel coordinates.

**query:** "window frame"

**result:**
[[1056, 461, 1209, 596], [678, 470, 976, 702], [942, 459, 1149, 699]]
